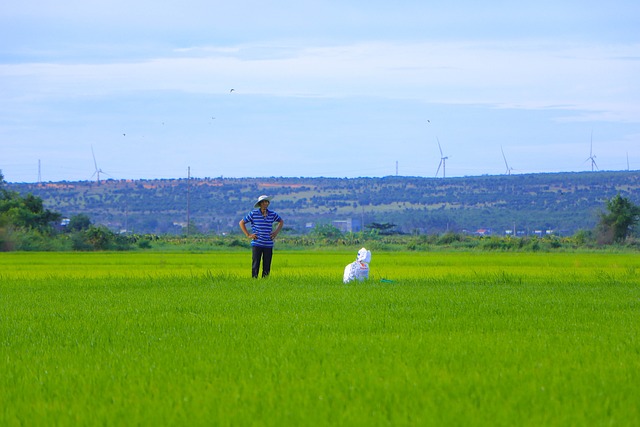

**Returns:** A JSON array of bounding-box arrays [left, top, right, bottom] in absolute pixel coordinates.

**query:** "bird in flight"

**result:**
[[230, 89, 235, 93]]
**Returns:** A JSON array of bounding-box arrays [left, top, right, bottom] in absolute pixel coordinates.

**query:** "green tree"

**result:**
[[0, 189, 61, 233], [1, 180, 63, 250], [84, 225, 115, 250], [68, 214, 92, 232], [311, 224, 343, 240], [366, 222, 398, 235], [185, 220, 200, 236], [597, 194, 640, 243]]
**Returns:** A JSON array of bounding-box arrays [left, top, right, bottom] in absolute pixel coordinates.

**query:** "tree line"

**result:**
[[1, 171, 136, 250], [2, 170, 640, 251], [7, 172, 640, 236]]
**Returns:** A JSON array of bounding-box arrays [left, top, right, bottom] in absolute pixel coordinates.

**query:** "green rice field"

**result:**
[[1, 251, 639, 426]]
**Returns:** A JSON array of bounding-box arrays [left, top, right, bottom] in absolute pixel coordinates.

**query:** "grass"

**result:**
[[1, 251, 639, 426]]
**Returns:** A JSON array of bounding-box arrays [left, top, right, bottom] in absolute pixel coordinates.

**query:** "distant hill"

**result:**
[[7, 171, 640, 236]]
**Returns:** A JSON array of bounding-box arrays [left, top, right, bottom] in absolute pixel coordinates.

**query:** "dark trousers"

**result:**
[[252, 246, 273, 278]]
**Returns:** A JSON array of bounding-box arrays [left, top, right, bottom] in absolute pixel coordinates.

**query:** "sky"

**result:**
[[1, 1, 640, 182]]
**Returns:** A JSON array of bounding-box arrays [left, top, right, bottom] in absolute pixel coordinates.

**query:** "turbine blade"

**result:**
[[501, 146, 509, 169], [91, 146, 98, 171]]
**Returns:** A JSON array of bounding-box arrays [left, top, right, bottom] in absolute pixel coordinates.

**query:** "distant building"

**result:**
[[332, 218, 362, 233], [475, 228, 492, 236], [332, 219, 352, 233]]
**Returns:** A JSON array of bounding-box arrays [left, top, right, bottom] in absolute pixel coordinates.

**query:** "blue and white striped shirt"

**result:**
[[243, 209, 283, 248]]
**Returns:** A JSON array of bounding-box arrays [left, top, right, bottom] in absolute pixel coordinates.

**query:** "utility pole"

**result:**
[[186, 166, 190, 237]]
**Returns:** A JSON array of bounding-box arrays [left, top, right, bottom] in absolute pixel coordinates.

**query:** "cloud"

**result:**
[[3, 40, 639, 120]]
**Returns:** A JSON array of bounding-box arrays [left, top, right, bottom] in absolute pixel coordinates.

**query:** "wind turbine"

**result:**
[[435, 138, 448, 178], [91, 146, 107, 185], [627, 152, 630, 171], [585, 131, 598, 171], [501, 146, 514, 175]]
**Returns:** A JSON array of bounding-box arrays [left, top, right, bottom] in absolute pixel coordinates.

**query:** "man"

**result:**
[[239, 195, 284, 278]]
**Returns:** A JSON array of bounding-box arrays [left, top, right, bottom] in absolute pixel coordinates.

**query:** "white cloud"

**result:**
[[3, 40, 639, 121]]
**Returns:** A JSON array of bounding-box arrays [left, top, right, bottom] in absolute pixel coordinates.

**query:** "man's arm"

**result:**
[[271, 219, 284, 239], [239, 219, 257, 240]]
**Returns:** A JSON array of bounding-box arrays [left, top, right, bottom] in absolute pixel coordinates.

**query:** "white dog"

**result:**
[[343, 247, 372, 284]]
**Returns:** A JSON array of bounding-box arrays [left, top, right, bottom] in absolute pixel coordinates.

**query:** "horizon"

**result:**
[[4, 168, 639, 185]]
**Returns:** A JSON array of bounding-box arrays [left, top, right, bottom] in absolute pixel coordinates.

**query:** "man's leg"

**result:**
[[251, 246, 262, 278], [261, 247, 273, 278]]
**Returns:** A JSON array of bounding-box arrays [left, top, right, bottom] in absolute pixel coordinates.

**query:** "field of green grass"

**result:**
[[1, 251, 639, 426]]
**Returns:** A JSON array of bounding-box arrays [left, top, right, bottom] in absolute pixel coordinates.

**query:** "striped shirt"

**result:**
[[243, 209, 283, 248]]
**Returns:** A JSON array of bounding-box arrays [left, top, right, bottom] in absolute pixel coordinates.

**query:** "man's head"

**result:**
[[254, 195, 272, 208]]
